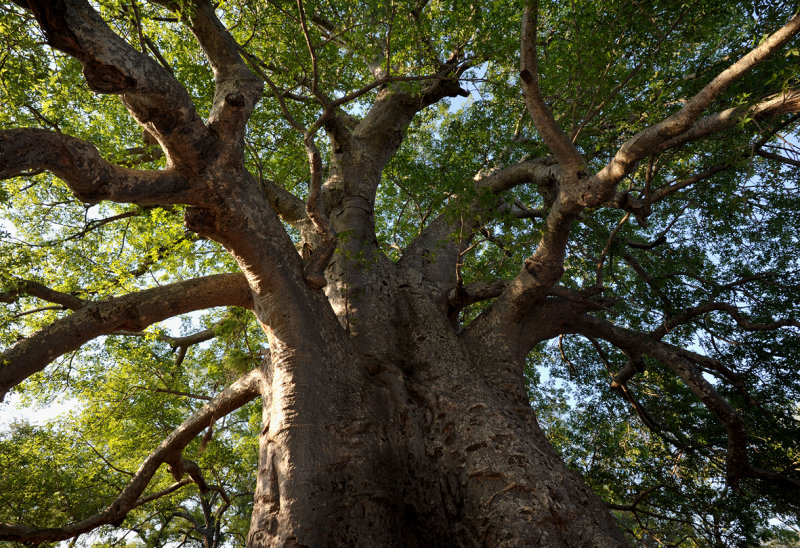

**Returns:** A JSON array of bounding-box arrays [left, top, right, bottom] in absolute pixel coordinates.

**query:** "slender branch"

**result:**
[[134, 479, 193, 508], [12, 305, 62, 318], [301, 136, 336, 289], [520, 1, 586, 175], [63, 211, 140, 242], [653, 302, 800, 340], [296, 0, 319, 97], [0, 273, 251, 401], [110, 324, 220, 349], [755, 149, 800, 168], [595, 212, 631, 287], [0, 279, 87, 310], [648, 162, 731, 203], [133, 386, 214, 402], [0, 369, 264, 544], [587, 337, 661, 432]]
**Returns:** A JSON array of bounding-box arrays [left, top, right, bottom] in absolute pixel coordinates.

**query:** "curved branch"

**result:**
[[16, 0, 212, 168], [587, 8, 800, 202], [572, 314, 753, 486], [0, 129, 192, 205], [0, 368, 264, 544], [654, 301, 800, 340], [400, 157, 561, 284], [133, 478, 193, 508], [520, 2, 585, 175], [593, 91, 800, 220], [0, 273, 251, 401]]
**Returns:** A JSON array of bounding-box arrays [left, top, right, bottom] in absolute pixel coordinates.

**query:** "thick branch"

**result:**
[[651, 90, 800, 156], [460, 18, 800, 345], [0, 129, 192, 205], [178, 0, 263, 149], [259, 177, 309, 227], [591, 90, 800, 219], [400, 157, 561, 284], [0, 273, 251, 401], [349, 64, 469, 180], [447, 280, 509, 315], [0, 368, 263, 544], [16, 0, 211, 170]]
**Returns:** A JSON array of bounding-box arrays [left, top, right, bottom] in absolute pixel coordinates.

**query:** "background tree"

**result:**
[[0, 0, 798, 545]]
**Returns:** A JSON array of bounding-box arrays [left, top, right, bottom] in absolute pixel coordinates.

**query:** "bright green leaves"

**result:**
[[0, 421, 123, 533]]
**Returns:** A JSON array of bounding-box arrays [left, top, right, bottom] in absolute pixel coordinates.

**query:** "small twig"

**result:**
[[296, 0, 320, 97], [595, 212, 630, 287], [12, 305, 63, 318]]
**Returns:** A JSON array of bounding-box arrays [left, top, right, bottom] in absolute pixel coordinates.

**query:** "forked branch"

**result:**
[[15, 0, 211, 168], [590, 13, 800, 200]]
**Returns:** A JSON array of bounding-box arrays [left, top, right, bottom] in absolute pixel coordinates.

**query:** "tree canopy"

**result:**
[[0, 0, 799, 546]]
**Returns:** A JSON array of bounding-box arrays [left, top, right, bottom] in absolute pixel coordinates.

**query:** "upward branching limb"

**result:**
[[471, 16, 800, 350], [400, 156, 561, 285], [588, 14, 800, 204], [301, 135, 337, 289], [0, 273, 251, 401], [520, 0, 586, 176], [0, 368, 264, 545], [14, 0, 212, 170], [164, 0, 263, 150]]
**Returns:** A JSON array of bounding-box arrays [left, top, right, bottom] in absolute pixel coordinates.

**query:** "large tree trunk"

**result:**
[[247, 266, 627, 546]]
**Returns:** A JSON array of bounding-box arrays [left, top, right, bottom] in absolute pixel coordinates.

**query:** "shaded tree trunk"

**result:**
[[247, 261, 627, 546]]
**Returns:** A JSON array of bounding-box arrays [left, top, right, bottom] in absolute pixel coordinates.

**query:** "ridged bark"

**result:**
[[245, 266, 627, 546]]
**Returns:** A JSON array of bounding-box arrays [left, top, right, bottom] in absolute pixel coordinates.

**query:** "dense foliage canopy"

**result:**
[[0, 0, 799, 546]]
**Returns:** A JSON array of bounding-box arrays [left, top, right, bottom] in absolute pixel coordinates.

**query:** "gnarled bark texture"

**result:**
[[247, 264, 626, 546]]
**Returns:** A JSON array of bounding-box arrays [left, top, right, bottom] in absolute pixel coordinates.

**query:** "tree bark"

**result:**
[[245, 265, 627, 546]]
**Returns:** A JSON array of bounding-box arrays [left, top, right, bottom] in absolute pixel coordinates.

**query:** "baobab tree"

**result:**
[[0, 0, 799, 545]]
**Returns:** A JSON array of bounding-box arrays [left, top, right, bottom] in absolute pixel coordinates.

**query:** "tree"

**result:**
[[0, 0, 798, 545]]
